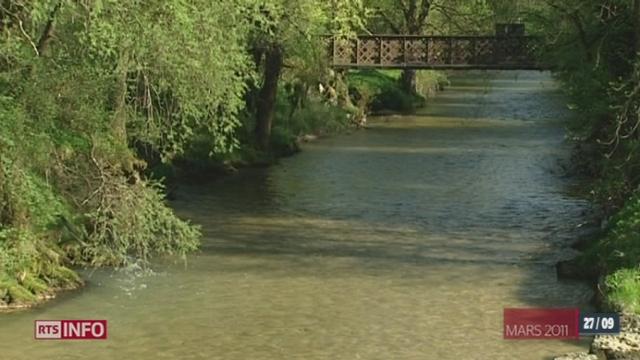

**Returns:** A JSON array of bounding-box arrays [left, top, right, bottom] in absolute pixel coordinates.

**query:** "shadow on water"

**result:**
[[165, 71, 593, 358], [0, 71, 593, 360]]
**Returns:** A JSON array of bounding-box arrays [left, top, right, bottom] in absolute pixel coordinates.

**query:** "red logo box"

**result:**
[[504, 308, 579, 340], [34, 320, 107, 340]]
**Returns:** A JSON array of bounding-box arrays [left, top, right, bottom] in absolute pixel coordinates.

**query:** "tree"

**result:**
[[365, 0, 432, 93], [247, 0, 366, 149], [365, 0, 500, 93], [0, 0, 261, 304]]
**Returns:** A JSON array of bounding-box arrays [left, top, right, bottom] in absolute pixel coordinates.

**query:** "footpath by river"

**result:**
[[0, 71, 593, 359]]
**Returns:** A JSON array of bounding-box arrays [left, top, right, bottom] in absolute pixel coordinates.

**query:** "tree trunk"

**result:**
[[255, 45, 283, 149], [334, 70, 353, 108], [400, 69, 417, 94], [36, 2, 61, 56], [399, 0, 429, 94]]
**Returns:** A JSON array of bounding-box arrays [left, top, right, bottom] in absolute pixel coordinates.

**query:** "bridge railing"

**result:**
[[327, 35, 544, 70]]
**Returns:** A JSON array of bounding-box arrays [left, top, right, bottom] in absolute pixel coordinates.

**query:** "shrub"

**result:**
[[0, 152, 82, 305], [416, 70, 450, 99], [370, 86, 417, 113], [269, 127, 300, 156], [287, 101, 350, 135], [347, 69, 440, 113], [591, 192, 640, 271]]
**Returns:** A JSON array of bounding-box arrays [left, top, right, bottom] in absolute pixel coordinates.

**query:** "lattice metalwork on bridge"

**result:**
[[327, 35, 544, 70]]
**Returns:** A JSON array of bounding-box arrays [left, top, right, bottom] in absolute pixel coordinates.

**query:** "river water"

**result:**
[[1, 71, 593, 359]]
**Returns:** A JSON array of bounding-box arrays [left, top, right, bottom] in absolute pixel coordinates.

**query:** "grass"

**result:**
[[577, 191, 640, 314], [606, 268, 640, 314]]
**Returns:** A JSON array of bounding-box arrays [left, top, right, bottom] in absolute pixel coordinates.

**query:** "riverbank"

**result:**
[[159, 69, 448, 184], [0, 283, 82, 312], [555, 209, 640, 359], [0, 71, 596, 359], [547, 35, 640, 358], [0, 69, 447, 311], [538, 2, 640, 323], [538, 7, 640, 352], [555, 312, 640, 360], [552, 81, 640, 359]]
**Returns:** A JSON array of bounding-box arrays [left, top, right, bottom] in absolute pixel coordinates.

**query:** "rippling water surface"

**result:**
[[0, 71, 593, 359]]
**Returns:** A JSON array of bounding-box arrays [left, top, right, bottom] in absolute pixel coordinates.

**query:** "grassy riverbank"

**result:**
[[558, 69, 640, 316], [577, 193, 640, 314], [549, 51, 640, 317]]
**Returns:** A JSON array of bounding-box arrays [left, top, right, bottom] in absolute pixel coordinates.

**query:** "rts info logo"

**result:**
[[34, 320, 107, 340]]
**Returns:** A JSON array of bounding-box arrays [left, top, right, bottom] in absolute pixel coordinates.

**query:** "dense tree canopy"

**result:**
[[0, 0, 365, 306]]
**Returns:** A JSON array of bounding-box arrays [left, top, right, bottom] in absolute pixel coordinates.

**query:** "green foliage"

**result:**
[[605, 268, 640, 314], [81, 0, 257, 158], [0, 0, 246, 307], [520, 0, 640, 314], [347, 69, 438, 113], [276, 94, 350, 136], [173, 83, 351, 173], [0, 102, 83, 304], [269, 127, 300, 157], [0, 226, 82, 305], [78, 175, 200, 267], [372, 86, 418, 113], [582, 192, 640, 272], [365, 0, 524, 35], [416, 70, 449, 96]]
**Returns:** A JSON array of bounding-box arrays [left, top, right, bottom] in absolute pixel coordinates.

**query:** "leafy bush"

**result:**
[[415, 70, 450, 99], [370, 86, 418, 113], [283, 100, 350, 135], [79, 175, 200, 267], [0, 150, 82, 305], [584, 192, 640, 271], [269, 127, 300, 157], [0, 94, 201, 305], [578, 190, 640, 314]]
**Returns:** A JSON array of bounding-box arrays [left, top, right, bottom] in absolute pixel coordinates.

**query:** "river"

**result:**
[[0, 71, 593, 359]]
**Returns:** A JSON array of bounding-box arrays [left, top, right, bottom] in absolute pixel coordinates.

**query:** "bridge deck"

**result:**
[[328, 35, 546, 70]]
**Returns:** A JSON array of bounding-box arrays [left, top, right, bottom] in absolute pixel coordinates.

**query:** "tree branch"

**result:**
[[416, 0, 431, 26], [375, 7, 401, 34], [542, 0, 592, 60]]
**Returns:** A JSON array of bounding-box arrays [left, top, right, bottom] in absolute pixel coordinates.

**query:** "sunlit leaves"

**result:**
[[55, 0, 256, 157]]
